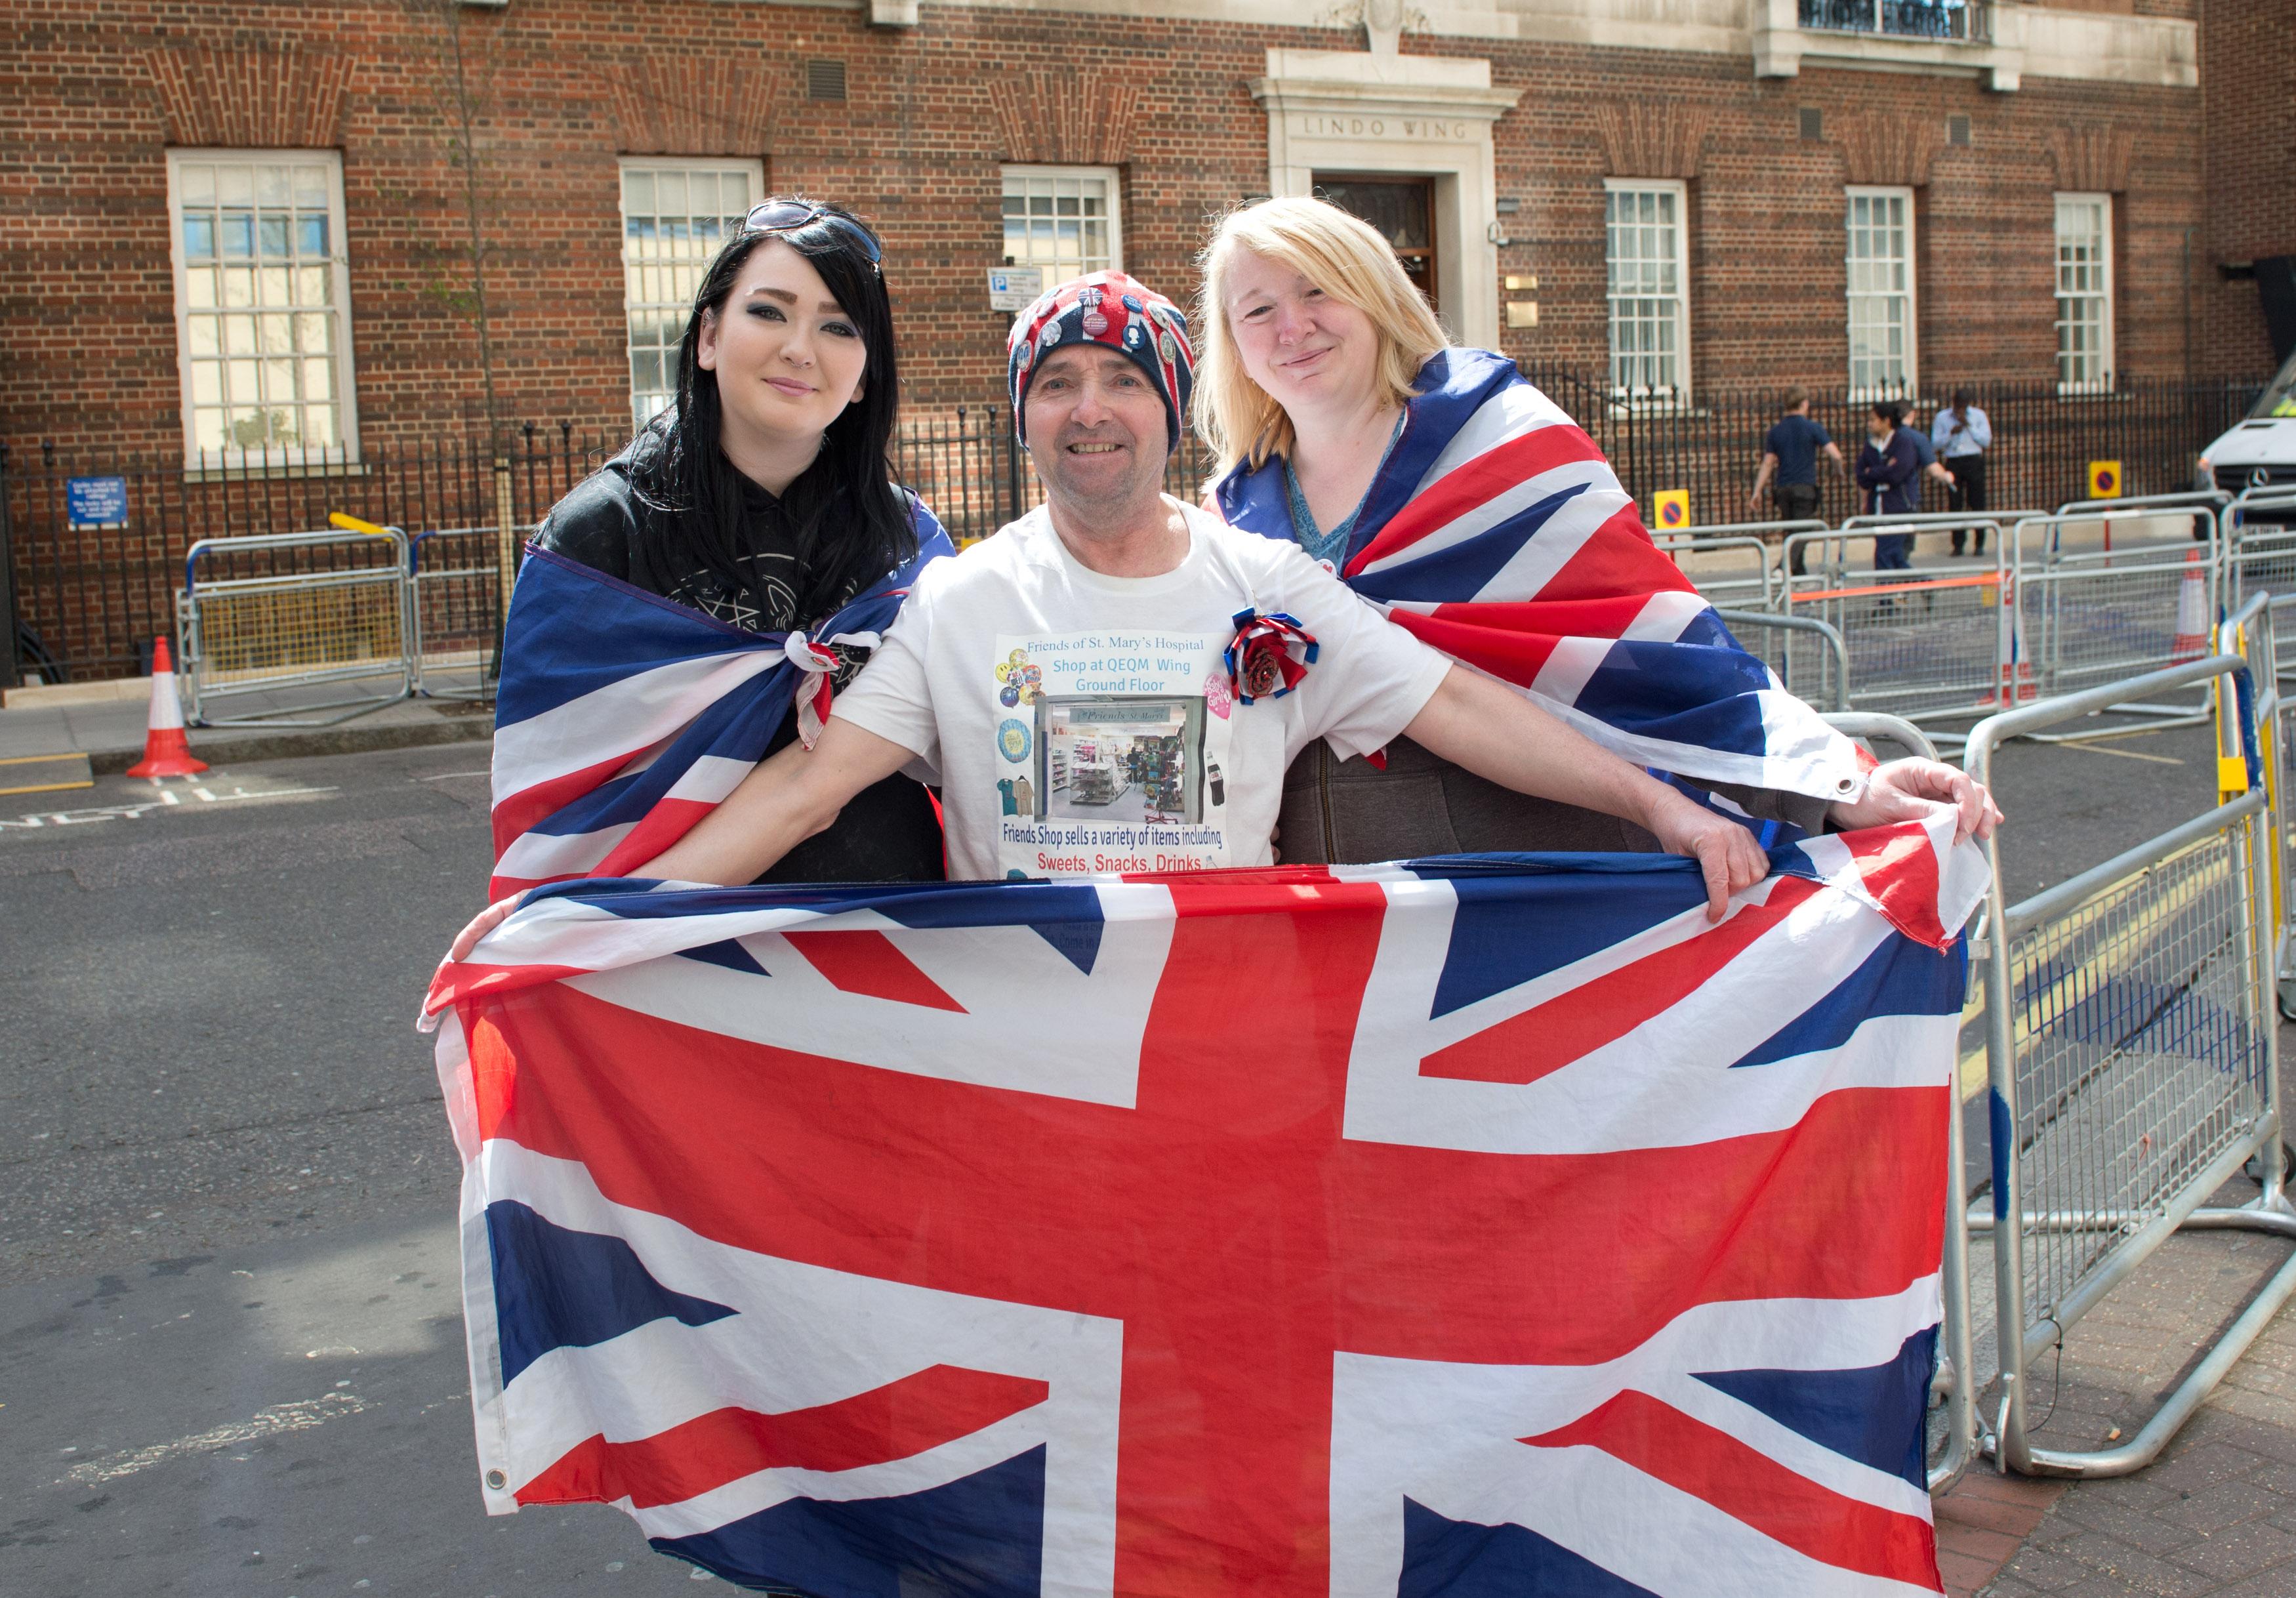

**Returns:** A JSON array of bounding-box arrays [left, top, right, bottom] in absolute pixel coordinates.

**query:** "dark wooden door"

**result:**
[[1311, 174, 1438, 316]]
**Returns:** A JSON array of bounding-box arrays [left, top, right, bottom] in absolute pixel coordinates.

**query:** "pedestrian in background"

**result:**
[[1931, 388, 1992, 554], [1896, 402, 1958, 552], [1748, 385, 1844, 575], [1856, 401, 1921, 571]]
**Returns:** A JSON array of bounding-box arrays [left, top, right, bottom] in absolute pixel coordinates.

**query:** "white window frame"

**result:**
[[1845, 184, 1919, 399], [1603, 178, 1692, 403], [2054, 192, 2116, 395], [617, 157, 765, 433], [165, 148, 359, 468], [1000, 164, 1124, 293]]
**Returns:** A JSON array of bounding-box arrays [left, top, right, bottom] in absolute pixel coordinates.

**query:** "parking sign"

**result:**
[[987, 266, 1045, 313]]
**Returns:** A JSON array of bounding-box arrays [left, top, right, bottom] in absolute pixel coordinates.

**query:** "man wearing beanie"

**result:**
[[597, 272, 1771, 916]]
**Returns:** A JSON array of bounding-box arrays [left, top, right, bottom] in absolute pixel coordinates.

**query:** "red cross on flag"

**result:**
[[425, 813, 1986, 1595]]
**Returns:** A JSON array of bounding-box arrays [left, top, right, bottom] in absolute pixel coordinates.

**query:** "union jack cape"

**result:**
[[424, 811, 1986, 1595], [485, 506, 954, 899], [1212, 348, 1863, 804]]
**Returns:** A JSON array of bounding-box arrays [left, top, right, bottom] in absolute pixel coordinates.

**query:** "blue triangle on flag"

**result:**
[[1428, 865, 1695, 1019], [656, 1443, 1045, 1597], [1400, 1496, 1660, 1596], [1025, 916, 1103, 975], [1692, 1325, 1937, 1489], [682, 937, 770, 977], [486, 1201, 736, 1387], [1363, 483, 1591, 604], [881, 881, 1107, 975], [1729, 937, 1963, 1068]]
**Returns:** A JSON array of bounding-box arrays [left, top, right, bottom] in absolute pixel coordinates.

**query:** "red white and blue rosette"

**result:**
[[1225, 607, 1319, 704]]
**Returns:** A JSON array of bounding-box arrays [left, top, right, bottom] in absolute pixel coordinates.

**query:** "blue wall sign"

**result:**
[[66, 476, 129, 527]]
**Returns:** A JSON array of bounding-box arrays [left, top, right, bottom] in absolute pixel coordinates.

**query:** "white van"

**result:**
[[2198, 350, 2296, 507]]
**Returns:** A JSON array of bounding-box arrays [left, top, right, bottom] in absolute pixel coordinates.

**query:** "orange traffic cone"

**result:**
[[126, 638, 207, 779], [2168, 550, 2209, 665]]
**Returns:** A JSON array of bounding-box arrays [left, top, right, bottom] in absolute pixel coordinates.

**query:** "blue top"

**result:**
[[1856, 429, 1923, 516], [1931, 404, 1991, 459], [1906, 426, 1938, 470], [1763, 413, 1833, 486], [1281, 413, 1407, 570]]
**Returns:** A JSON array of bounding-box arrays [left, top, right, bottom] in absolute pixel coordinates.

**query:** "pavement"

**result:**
[[5, 661, 2296, 1595], [0, 743, 710, 1595], [0, 674, 492, 776]]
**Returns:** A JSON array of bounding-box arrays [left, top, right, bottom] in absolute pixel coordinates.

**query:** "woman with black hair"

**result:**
[[531, 197, 946, 883]]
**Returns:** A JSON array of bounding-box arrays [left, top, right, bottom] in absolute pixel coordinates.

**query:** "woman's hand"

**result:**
[[445, 892, 526, 966], [1642, 787, 1773, 924], [1828, 758, 2002, 845]]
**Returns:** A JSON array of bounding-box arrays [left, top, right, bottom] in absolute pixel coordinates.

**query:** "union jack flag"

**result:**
[[1213, 350, 1863, 805], [423, 812, 1985, 1595], [485, 510, 953, 899]]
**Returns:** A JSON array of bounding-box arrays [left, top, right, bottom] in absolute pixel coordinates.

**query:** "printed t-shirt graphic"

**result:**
[[829, 501, 1453, 881], [992, 631, 1235, 876]]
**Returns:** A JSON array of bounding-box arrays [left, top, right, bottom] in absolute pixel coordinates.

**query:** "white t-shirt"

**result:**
[[832, 499, 1452, 880]]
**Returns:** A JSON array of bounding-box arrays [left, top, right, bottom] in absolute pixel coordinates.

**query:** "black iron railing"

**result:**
[[0, 413, 1224, 686], [1513, 367, 2266, 536], [1798, 0, 1987, 42], [1, 373, 2265, 686]]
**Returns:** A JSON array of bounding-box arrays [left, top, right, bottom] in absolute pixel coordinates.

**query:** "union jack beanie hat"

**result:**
[[1007, 270, 1195, 447]]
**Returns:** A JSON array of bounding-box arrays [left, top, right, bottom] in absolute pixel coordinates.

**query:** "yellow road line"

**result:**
[[2068, 743, 2186, 766]]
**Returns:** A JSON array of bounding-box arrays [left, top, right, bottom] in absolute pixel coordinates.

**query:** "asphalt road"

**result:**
[[0, 722, 2247, 1595], [0, 744, 707, 1595]]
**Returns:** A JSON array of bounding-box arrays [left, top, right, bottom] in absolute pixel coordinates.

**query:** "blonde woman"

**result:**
[[1195, 195, 1995, 862]]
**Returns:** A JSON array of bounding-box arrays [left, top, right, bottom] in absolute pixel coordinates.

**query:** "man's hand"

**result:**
[[1827, 757, 2003, 845], [446, 891, 525, 965], [1642, 787, 1773, 924]]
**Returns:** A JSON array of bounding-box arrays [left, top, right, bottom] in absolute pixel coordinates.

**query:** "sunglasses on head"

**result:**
[[744, 201, 883, 270]]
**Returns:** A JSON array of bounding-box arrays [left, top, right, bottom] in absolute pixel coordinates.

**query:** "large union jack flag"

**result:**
[[1213, 350, 1861, 804], [485, 508, 953, 900], [423, 813, 1985, 1595]]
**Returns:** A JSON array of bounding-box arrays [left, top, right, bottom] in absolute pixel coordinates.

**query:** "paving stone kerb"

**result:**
[[87, 710, 492, 775], [0, 693, 493, 775], [1973, 1170, 2296, 1598]]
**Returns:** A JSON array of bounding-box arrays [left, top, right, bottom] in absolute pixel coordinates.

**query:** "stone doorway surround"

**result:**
[[1249, 47, 1522, 351]]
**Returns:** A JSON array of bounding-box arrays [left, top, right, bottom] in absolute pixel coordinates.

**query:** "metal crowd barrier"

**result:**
[[1780, 525, 2009, 729], [2053, 489, 2230, 520], [1655, 527, 1795, 611], [2223, 593, 2296, 1022], [408, 525, 518, 701], [2227, 493, 2296, 623], [1965, 651, 2296, 1477], [174, 526, 415, 727], [2005, 507, 2222, 738], [1716, 607, 1849, 712]]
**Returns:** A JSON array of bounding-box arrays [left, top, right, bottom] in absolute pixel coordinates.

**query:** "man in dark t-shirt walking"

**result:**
[[1749, 386, 1845, 574]]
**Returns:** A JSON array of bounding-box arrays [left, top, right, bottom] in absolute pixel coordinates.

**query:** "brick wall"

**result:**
[[0, 0, 2224, 471], [2196, 0, 2296, 377]]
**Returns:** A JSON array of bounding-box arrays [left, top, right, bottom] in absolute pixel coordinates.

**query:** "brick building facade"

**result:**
[[1, 0, 2246, 474], [2197, 0, 2296, 376]]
